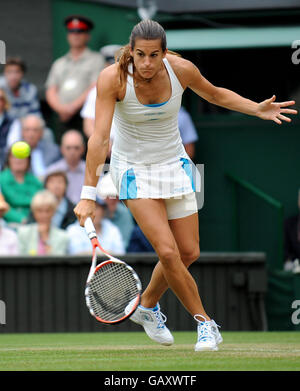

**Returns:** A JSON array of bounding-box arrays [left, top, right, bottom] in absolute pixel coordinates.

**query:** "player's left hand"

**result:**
[[256, 95, 297, 124]]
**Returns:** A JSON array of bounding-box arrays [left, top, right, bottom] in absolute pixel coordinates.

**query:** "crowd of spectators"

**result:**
[[0, 14, 199, 257]]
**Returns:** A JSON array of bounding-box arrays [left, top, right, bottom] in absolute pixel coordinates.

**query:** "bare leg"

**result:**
[[141, 212, 200, 307], [126, 199, 210, 320]]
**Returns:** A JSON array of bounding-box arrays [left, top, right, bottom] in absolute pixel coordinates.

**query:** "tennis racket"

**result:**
[[84, 217, 142, 324]]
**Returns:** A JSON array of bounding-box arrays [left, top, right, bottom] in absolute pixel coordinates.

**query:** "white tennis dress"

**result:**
[[110, 57, 201, 201]]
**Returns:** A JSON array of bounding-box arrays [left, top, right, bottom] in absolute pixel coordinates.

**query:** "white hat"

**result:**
[[97, 172, 118, 199], [100, 44, 122, 64]]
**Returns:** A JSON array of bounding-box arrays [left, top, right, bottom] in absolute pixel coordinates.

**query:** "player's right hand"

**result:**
[[74, 199, 96, 227]]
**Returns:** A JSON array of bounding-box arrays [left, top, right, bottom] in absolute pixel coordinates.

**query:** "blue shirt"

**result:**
[[127, 225, 154, 253], [178, 107, 198, 145], [0, 76, 41, 120], [51, 197, 68, 228], [67, 219, 125, 255]]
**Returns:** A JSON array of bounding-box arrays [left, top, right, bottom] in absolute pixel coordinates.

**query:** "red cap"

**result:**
[[64, 15, 94, 32], [67, 19, 88, 31]]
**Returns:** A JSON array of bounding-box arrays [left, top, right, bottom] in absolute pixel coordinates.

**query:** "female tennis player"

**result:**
[[74, 20, 297, 351]]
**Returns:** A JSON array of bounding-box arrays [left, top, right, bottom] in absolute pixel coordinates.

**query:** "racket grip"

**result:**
[[84, 217, 97, 239]]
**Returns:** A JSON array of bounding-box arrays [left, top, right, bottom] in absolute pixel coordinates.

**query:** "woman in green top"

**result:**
[[0, 148, 43, 223]]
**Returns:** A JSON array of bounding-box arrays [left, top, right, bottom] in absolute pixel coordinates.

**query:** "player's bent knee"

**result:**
[[181, 248, 200, 267], [156, 246, 179, 266]]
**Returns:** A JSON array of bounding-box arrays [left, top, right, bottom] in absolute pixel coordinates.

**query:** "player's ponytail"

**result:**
[[117, 44, 133, 86], [117, 20, 180, 86]]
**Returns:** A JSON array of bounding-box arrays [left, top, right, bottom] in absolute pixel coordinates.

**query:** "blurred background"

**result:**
[[0, 0, 300, 334]]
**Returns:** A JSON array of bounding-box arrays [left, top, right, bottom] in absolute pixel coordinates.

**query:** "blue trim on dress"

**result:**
[[144, 101, 168, 108], [120, 168, 137, 199], [180, 158, 195, 191]]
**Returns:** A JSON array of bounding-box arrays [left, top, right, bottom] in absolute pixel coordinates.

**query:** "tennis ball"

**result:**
[[11, 141, 31, 159]]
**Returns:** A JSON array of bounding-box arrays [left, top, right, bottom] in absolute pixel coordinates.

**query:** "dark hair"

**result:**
[[44, 170, 68, 188], [5, 146, 31, 172], [4, 57, 27, 73], [118, 20, 173, 86], [130, 20, 166, 51]]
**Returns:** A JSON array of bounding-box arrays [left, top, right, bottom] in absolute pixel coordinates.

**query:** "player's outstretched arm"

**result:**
[[254, 95, 297, 124], [184, 60, 298, 124], [74, 66, 118, 226]]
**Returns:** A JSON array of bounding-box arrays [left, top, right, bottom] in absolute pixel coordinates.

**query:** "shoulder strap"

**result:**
[[163, 57, 184, 93]]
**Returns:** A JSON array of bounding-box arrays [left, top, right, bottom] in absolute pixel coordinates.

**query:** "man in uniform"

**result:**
[[45, 15, 105, 134]]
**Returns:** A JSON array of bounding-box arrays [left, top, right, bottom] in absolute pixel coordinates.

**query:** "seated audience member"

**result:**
[[284, 189, 300, 272], [0, 193, 19, 255], [0, 221, 19, 255], [97, 172, 134, 249], [20, 115, 61, 180], [127, 225, 155, 253], [6, 117, 55, 148], [0, 148, 43, 224], [0, 57, 41, 120], [17, 190, 69, 255], [45, 130, 85, 204], [67, 197, 125, 255], [44, 170, 76, 229], [178, 106, 199, 160], [0, 88, 14, 169], [45, 15, 105, 131], [27, 170, 77, 229]]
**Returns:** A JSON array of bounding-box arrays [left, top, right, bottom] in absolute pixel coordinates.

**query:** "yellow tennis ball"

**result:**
[[11, 141, 31, 159]]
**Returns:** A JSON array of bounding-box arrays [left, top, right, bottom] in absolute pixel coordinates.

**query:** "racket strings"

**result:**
[[87, 262, 140, 322]]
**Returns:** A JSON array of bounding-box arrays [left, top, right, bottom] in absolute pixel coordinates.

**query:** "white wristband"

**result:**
[[80, 186, 97, 201]]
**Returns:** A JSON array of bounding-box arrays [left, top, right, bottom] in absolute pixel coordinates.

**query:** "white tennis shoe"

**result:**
[[125, 300, 174, 346], [194, 315, 223, 352]]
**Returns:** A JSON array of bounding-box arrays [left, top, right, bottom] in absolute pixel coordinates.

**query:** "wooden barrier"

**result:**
[[0, 252, 267, 333]]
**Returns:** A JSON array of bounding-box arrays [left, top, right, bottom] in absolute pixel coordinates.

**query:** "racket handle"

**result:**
[[84, 217, 97, 239]]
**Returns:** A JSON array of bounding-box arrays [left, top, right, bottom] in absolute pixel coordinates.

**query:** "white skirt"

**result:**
[[109, 153, 201, 200]]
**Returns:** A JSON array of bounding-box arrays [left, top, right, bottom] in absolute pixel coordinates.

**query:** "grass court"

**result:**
[[0, 331, 299, 371]]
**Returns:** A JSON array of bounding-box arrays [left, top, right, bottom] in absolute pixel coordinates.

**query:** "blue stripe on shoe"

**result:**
[[120, 168, 137, 199], [139, 304, 159, 311]]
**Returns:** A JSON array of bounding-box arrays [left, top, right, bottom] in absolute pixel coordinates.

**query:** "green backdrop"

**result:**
[[50, 0, 300, 267], [49, 0, 300, 330], [51, 0, 143, 58]]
